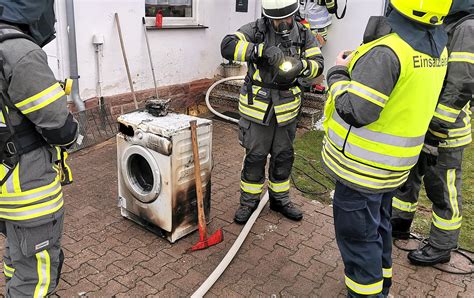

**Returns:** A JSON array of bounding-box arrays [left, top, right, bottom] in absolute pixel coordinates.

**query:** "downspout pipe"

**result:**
[[66, 0, 85, 111]]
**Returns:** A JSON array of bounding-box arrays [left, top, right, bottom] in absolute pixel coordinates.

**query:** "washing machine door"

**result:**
[[121, 145, 161, 203]]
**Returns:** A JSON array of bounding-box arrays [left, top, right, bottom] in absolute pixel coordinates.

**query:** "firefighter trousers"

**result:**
[[333, 182, 394, 297], [1, 212, 65, 297], [392, 149, 464, 250], [237, 115, 297, 208]]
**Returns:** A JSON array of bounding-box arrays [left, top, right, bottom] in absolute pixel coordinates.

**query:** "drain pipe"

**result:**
[[66, 0, 85, 111]]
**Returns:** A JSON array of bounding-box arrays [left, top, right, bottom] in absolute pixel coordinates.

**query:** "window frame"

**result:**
[[144, 0, 199, 27]]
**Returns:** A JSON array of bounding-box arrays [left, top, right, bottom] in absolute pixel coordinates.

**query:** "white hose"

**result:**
[[191, 191, 269, 298], [205, 76, 245, 124]]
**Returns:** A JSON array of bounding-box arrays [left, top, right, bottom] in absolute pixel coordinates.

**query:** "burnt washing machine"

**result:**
[[117, 111, 212, 243]]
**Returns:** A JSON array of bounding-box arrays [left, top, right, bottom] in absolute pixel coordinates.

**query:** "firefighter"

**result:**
[[0, 0, 78, 296], [221, 0, 324, 224], [391, 0, 474, 266], [322, 0, 451, 296]]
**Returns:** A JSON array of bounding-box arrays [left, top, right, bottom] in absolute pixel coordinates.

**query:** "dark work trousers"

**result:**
[[333, 182, 394, 297], [392, 149, 464, 250], [1, 213, 65, 297], [238, 115, 297, 208]]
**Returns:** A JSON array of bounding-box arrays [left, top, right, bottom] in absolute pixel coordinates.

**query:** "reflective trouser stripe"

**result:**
[[392, 197, 417, 213], [345, 275, 383, 295], [34, 251, 51, 298], [240, 180, 264, 194], [383, 267, 392, 278], [268, 180, 290, 193], [432, 212, 462, 231], [447, 169, 460, 218], [3, 262, 15, 278]]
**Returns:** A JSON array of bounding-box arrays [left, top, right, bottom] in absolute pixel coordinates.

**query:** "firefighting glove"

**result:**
[[274, 57, 305, 84], [263, 46, 285, 67]]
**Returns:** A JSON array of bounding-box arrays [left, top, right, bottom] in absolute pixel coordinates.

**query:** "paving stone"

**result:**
[[157, 283, 190, 297], [112, 250, 150, 273], [87, 264, 126, 287], [408, 265, 440, 286], [274, 260, 306, 282], [87, 279, 128, 296], [430, 279, 465, 298], [113, 265, 154, 289], [289, 244, 320, 267], [61, 263, 100, 286], [300, 259, 335, 287], [302, 232, 333, 252], [55, 279, 100, 297], [142, 266, 182, 291], [400, 277, 436, 298], [254, 274, 293, 295], [115, 281, 159, 297], [171, 268, 207, 293], [87, 249, 123, 271], [312, 276, 345, 297]]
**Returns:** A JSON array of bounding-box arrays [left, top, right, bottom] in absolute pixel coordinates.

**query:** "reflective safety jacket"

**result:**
[[428, 16, 474, 150], [323, 33, 448, 193], [0, 25, 78, 226], [221, 17, 324, 126]]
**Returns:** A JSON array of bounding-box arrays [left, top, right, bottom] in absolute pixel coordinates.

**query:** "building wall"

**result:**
[[48, 0, 385, 102], [52, 0, 261, 101]]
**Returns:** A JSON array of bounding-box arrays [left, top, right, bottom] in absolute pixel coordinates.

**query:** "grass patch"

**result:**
[[293, 129, 474, 251]]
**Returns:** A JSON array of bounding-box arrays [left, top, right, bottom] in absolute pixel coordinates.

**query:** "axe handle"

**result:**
[[190, 120, 207, 240]]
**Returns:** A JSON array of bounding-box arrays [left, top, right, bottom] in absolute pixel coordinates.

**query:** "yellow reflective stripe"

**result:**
[[274, 97, 301, 113], [269, 180, 290, 193], [234, 31, 247, 42], [308, 60, 319, 78], [239, 94, 268, 111], [301, 59, 308, 72], [439, 134, 472, 148], [392, 197, 417, 213], [347, 81, 389, 108], [0, 176, 61, 200], [34, 251, 51, 298], [258, 44, 264, 57], [324, 140, 408, 178], [234, 40, 249, 62], [0, 192, 63, 221], [432, 211, 462, 231], [383, 267, 392, 278], [329, 80, 350, 100], [239, 104, 265, 120], [305, 46, 322, 57], [447, 169, 460, 219], [322, 143, 409, 189], [345, 275, 383, 295], [434, 104, 460, 123], [276, 108, 300, 123], [3, 262, 15, 278], [449, 52, 474, 64], [240, 180, 264, 194], [16, 83, 65, 115], [447, 124, 472, 137], [253, 69, 262, 82]]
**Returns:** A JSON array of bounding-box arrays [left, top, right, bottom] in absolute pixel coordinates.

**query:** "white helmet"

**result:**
[[262, 0, 300, 19]]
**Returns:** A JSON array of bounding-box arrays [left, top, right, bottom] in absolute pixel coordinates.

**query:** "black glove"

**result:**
[[263, 46, 285, 67], [274, 57, 304, 84]]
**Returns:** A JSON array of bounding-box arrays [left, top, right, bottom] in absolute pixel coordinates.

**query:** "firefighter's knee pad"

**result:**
[[243, 153, 267, 182], [272, 150, 294, 181]]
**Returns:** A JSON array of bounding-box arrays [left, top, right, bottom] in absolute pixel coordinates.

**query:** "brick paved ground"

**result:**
[[0, 120, 472, 297]]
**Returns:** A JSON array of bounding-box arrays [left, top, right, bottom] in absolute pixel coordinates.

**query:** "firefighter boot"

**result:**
[[408, 243, 451, 266], [234, 205, 257, 225], [270, 202, 303, 221], [391, 218, 412, 240]]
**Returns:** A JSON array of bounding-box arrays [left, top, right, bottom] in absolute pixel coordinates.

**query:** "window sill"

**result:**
[[146, 24, 208, 30]]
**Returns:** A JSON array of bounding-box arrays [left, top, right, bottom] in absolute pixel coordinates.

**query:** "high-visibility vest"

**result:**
[[322, 33, 448, 192]]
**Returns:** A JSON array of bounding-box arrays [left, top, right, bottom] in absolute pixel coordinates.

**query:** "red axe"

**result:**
[[189, 120, 223, 251]]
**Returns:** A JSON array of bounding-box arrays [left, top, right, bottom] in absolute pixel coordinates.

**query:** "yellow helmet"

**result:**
[[390, 0, 453, 26]]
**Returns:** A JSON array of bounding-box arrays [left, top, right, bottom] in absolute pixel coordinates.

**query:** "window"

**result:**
[[145, 0, 199, 27]]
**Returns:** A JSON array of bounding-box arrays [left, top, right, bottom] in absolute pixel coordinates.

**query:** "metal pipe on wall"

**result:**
[[66, 0, 85, 111]]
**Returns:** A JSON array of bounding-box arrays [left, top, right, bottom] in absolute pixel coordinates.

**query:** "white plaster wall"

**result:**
[[46, 0, 387, 100], [51, 0, 261, 100]]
